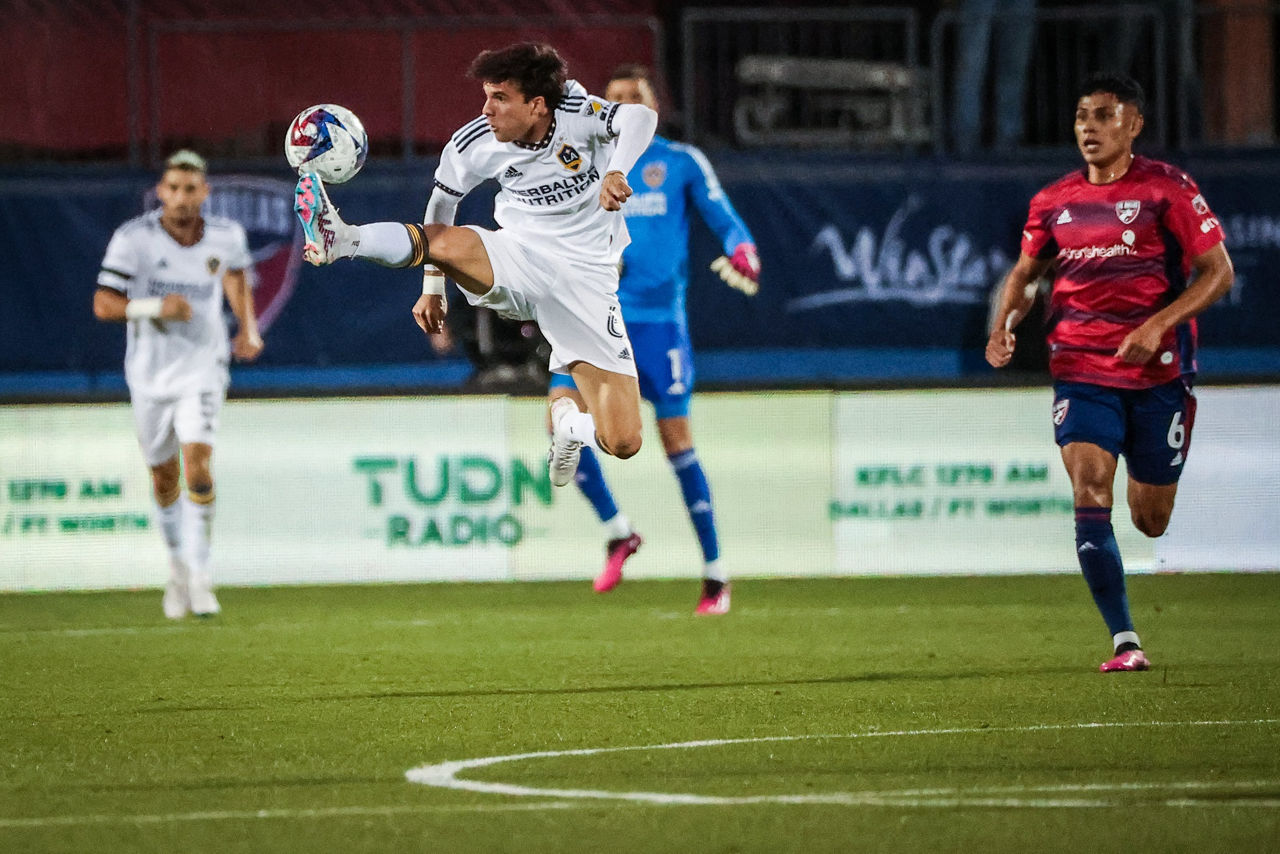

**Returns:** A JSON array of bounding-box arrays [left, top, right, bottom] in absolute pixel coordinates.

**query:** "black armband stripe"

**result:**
[[100, 267, 134, 280], [605, 103, 621, 138]]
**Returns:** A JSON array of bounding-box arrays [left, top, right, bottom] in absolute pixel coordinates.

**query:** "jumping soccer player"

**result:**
[[293, 42, 657, 488], [986, 73, 1234, 672], [548, 65, 759, 615], [94, 150, 264, 618]]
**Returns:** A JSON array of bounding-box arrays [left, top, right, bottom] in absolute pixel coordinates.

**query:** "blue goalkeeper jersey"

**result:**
[[619, 135, 754, 323]]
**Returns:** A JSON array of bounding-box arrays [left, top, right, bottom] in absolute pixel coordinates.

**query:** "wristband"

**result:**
[[422, 269, 446, 296], [125, 297, 163, 320]]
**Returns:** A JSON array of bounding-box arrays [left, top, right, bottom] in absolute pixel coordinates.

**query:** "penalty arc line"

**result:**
[[406, 718, 1280, 808]]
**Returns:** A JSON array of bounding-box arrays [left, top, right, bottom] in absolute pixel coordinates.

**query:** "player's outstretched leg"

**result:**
[[548, 397, 584, 487], [294, 172, 359, 265]]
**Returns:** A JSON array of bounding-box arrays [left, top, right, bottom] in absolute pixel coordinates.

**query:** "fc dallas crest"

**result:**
[[1115, 200, 1141, 224]]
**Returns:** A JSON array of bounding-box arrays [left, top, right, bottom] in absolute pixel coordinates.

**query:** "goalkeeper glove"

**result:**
[[711, 243, 760, 296]]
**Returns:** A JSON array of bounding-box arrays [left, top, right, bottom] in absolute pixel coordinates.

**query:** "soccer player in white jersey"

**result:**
[[293, 42, 658, 485], [94, 150, 263, 619]]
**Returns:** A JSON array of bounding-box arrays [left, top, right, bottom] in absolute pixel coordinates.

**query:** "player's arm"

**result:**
[[223, 269, 264, 361], [94, 232, 190, 323], [93, 287, 191, 323], [410, 183, 465, 337], [599, 103, 658, 211], [1115, 242, 1234, 364], [684, 147, 760, 295], [986, 252, 1052, 368]]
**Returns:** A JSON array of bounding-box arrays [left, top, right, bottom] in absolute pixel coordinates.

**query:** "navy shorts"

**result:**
[[550, 320, 693, 419], [1052, 379, 1197, 486]]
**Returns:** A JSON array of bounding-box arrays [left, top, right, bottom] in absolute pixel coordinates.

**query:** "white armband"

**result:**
[[422, 268, 446, 296], [125, 297, 163, 320]]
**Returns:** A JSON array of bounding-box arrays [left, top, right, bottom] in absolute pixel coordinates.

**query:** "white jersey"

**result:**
[[97, 209, 250, 398], [434, 92, 630, 264]]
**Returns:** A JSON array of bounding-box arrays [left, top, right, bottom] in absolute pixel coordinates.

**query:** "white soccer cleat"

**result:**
[[547, 397, 583, 488], [188, 571, 221, 617], [294, 171, 359, 265], [162, 557, 191, 620]]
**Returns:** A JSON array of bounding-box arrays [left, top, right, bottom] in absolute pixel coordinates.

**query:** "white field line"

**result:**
[[0, 801, 581, 829], [406, 718, 1280, 808], [5, 719, 1277, 828]]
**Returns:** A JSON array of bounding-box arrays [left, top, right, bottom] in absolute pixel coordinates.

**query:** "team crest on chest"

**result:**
[[557, 143, 583, 172], [642, 162, 666, 188], [1115, 200, 1141, 224], [206, 256, 221, 274]]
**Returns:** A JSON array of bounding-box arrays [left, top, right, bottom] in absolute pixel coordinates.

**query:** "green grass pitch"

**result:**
[[2, 573, 1278, 852]]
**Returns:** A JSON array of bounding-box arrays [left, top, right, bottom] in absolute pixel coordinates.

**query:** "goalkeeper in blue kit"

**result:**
[[549, 65, 760, 615]]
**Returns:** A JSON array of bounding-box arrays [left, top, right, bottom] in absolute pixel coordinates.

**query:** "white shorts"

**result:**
[[463, 226, 637, 377], [131, 385, 226, 466]]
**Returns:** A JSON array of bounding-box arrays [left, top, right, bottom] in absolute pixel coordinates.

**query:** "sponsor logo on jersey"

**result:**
[[206, 257, 220, 274], [642, 162, 666, 188], [1200, 216, 1220, 234], [617, 347, 631, 360], [557, 143, 583, 172], [1122, 229, 1135, 246], [1115, 200, 1141, 224], [1052, 398, 1069, 426], [508, 167, 601, 207], [503, 166, 523, 179], [1056, 208, 1072, 225], [1059, 243, 1135, 261], [1191, 194, 1210, 215]]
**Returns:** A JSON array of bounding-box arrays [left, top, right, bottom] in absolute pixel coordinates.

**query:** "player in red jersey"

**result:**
[[986, 73, 1234, 673]]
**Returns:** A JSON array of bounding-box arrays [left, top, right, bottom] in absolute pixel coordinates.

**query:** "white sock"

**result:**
[[563, 410, 601, 451], [354, 222, 413, 266], [155, 497, 184, 561], [604, 513, 632, 540], [703, 559, 727, 584], [183, 492, 215, 578], [1113, 630, 1141, 651]]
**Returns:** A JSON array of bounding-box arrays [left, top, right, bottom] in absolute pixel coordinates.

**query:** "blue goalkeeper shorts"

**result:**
[[549, 320, 693, 420]]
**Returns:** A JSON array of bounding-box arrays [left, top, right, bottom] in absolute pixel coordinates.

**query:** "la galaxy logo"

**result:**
[[1115, 200, 1141, 224], [144, 176, 302, 333], [557, 144, 583, 172], [642, 162, 666, 189], [206, 257, 221, 274]]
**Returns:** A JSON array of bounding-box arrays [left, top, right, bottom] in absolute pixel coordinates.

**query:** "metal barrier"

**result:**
[[679, 7, 925, 149]]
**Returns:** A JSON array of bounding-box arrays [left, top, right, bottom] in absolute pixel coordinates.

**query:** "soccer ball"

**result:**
[[285, 104, 368, 184]]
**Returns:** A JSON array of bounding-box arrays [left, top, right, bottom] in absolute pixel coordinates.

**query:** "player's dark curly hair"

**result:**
[[469, 43, 567, 110], [1077, 72, 1146, 114]]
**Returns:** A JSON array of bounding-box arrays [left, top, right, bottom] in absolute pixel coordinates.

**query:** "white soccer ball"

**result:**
[[285, 104, 368, 184]]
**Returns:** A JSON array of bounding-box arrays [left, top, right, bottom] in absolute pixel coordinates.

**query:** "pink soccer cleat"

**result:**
[[694, 580, 731, 615], [594, 532, 642, 593], [1099, 649, 1151, 672]]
